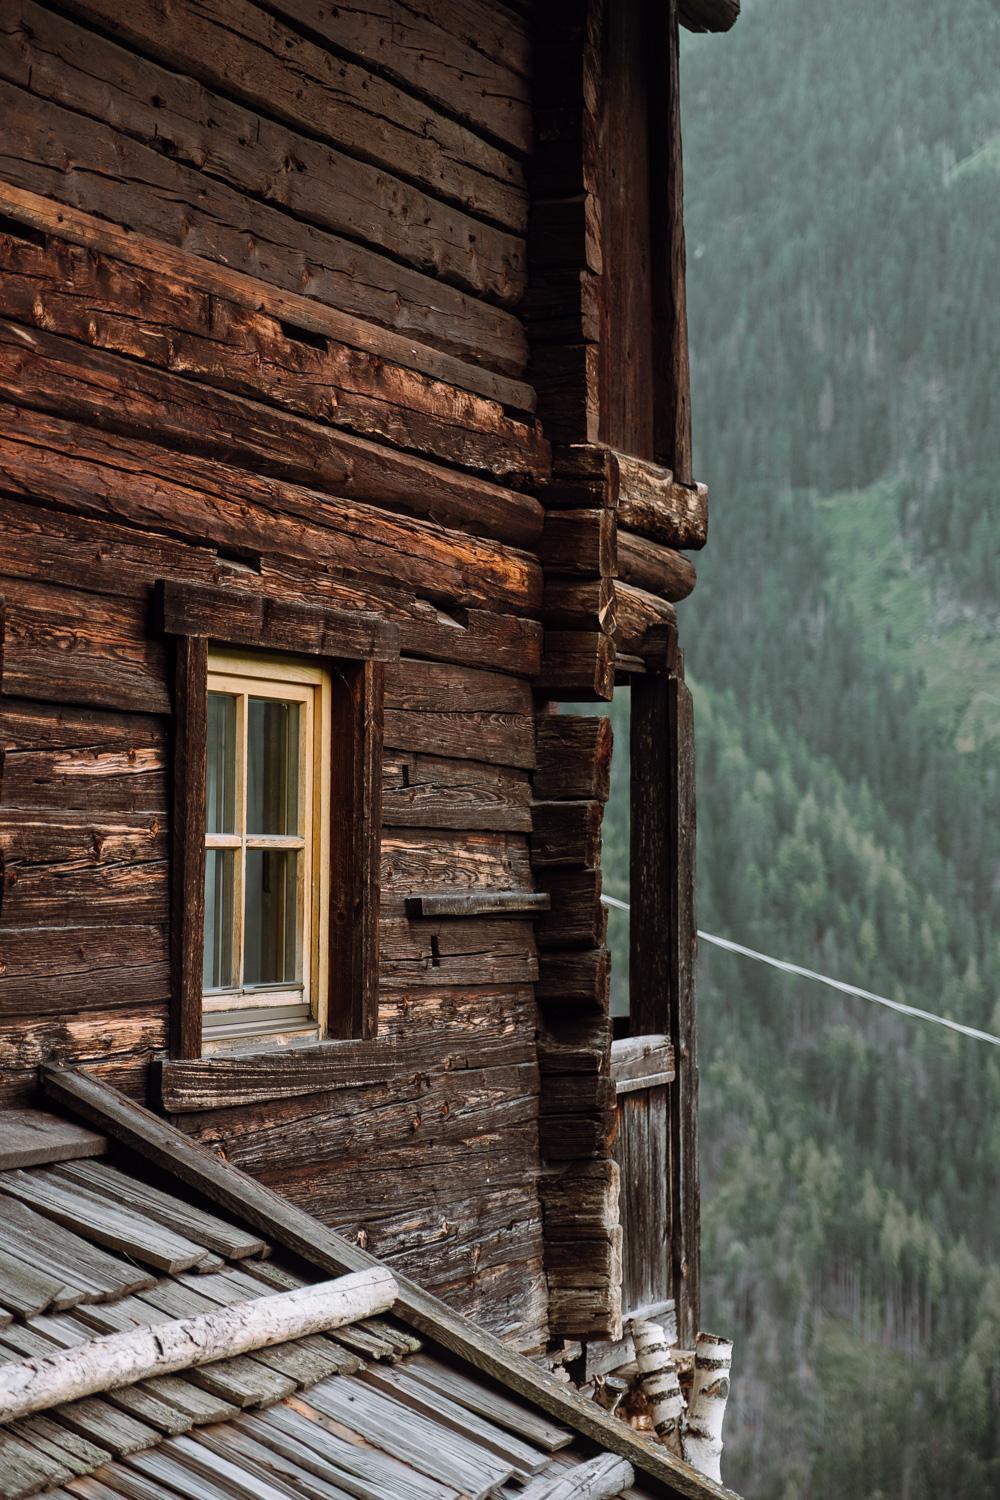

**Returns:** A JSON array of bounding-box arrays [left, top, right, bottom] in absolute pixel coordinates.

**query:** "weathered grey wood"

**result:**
[[0, 1248, 75, 1318], [40, 1070, 739, 1500], [404, 1356, 573, 1454], [106, 1376, 238, 1434], [0, 1111, 106, 1171], [306, 1375, 514, 1496], [247, 1404, 451, 1500], [517, 1453, 635, 1499], [0, 1171, 211, 1274], [0, 1271, 396, 1424], [0, 1200, 155, 1302], [52, 1396, 157, 1458], [405, 892, 550, 919], [610, 1036, 676, 1094], [52, 1161, 266, 1261], [13, 1413, 110, 1479], [0, 1426, 74, 1499], [359, 1363, 548, 1475]]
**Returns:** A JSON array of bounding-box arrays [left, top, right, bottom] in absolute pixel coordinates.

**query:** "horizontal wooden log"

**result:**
[[537, 633, 615, 703], [0, 315, 545, 545], [534, 716, 612, 803], [680, 0, 741, 33], [539, 511, 617, 578], [539, 1075, 616, 1117], [380, 917, 538, 989], [536, 950, 610, 1010], [405, 892, 550, 919], [1, 925, 170, 1015], [0, 1271, 397, 1424], [380, 828, 533, 910], [0, 494, 541, 680], [539, 1161, 620, 1233], [610, 1036, 677, 1094], [542, 578, 616, 633], [614, 583, 679, 657], [159, 581, 398, 661], [0, 409, 541, 618], [531, 802, 603, 869], [535, 870, 607, 951], [53, 0, 528, 230], [4, 0, 525, 307], [0, 577, 170, 714], [0, 182, 533, 412], [383, 754, 532, 833], [268, 0, 532, 153], [617, 455, 708, 549], [384, 710, 534, 771], [0, 736, 166, 812], [0, 78, 526, 381], [0, 1006, 166, 1086], [522, 269, 601, 347], [618, 532, 697, 602], [0, 847, 165, 927]]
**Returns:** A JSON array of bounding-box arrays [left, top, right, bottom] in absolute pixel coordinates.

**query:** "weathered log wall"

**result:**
[[0, 0, 550, 1351]]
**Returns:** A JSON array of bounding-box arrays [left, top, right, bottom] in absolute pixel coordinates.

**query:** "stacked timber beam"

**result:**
[[532, 716, 622, 1340]]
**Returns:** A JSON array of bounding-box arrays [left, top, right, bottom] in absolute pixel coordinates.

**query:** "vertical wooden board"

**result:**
[[669, 675, 699, 1343], [648, 0, 693, 480], [328, 659, 385, 1040], [170, 637, 208, 1061], [629, 677, 671, 1036], [598, 0, 656, 457], [614, 1084, 670, 1319]]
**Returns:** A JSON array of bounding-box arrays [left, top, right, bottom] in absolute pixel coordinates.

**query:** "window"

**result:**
[[202, 651, 331, 1043], [160, 578, 397, 1060]]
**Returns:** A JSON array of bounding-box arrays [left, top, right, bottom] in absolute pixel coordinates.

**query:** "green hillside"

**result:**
[[606, 1, 1000, 1494]]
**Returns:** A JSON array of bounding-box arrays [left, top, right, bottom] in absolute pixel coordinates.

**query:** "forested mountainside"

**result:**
[[600, 0, 999, 1493]]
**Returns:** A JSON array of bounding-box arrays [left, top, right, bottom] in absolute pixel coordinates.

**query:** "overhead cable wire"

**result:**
[[600, 894, 999, 1047]]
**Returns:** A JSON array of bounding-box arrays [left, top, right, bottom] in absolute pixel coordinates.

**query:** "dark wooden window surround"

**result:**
[[159, 580, 399, 1060]]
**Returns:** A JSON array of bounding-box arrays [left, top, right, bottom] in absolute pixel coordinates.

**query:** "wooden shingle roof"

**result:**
[[0, 1077, 739, 1500]]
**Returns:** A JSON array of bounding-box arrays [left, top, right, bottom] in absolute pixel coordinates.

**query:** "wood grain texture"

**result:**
[[40, 1069, 738, 1499], [169, 635, 207, 1061], [160, 581, 398, 664], [534, 716, 613, 804]]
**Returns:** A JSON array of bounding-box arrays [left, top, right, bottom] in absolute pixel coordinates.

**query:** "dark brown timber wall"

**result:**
[[0, 0, 552, 1351]]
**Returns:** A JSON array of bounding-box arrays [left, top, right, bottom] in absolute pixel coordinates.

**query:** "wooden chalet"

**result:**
[[0, 0, 740, 1489]]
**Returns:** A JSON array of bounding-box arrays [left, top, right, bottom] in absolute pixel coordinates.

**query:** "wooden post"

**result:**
[[328, 658, 385, 1039], [170, 634, 208, 1060], [630, 670, 699, 1345], [648, 0, 693, 482], [0, 1270, 397, 1424]]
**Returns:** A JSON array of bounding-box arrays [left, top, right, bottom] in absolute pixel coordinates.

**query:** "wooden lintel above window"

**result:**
[[159, 579, 400, 662]]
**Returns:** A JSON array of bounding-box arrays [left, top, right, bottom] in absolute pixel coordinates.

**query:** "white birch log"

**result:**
[[517, 1452, 635, 1499], [681, 1331, 733, 1483], [629, 1318, 684, 1454], [0, 1267, 396, 1425]]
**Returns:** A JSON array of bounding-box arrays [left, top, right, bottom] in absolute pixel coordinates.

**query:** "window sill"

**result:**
[[153, 1032, 403, 1114]]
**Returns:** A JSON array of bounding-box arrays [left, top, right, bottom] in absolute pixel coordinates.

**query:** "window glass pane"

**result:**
[[203, 848, 235, 990], [247, 698, 300, 835], [206, 693, 237, 834], [244, 848, 299, 986]]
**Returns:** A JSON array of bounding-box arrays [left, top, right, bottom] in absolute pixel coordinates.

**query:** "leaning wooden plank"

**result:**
[[0, 1110, 106, 1171], [52, 1161, 267, 1261], [0, 1248, 77, 1317], [0, 1270, 396, 1425], [189, 1422, 367, 1500], [404, 1356, 573, 1454], [0, 182, 533, 412], [40, 1069, 741, 1500], [517, 1453, 636, 1499]]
